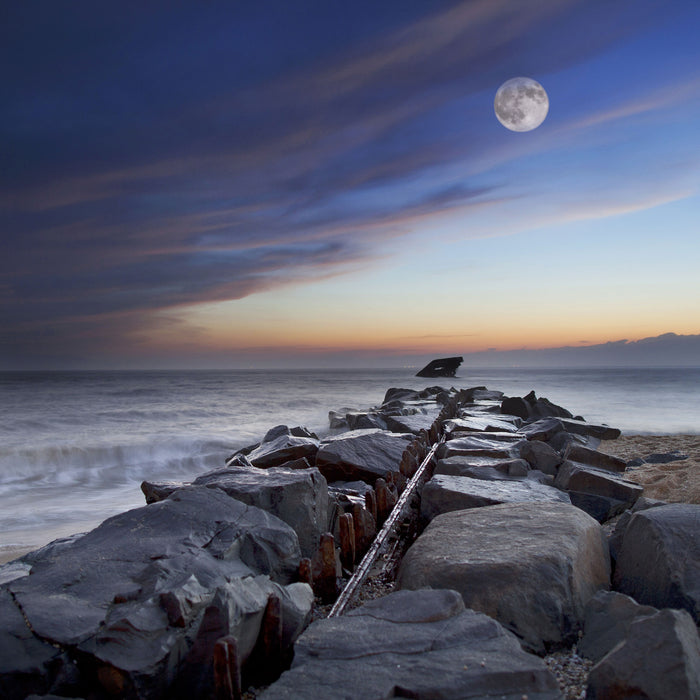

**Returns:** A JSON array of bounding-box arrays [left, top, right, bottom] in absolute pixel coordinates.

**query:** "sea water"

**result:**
[[1, 367, 699, 559]]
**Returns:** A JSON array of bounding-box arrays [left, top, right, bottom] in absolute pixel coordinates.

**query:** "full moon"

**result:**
[[494, 77, 549, 132]]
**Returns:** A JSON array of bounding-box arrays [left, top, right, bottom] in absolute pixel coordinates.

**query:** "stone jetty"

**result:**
[[1, 385, 699, 700]]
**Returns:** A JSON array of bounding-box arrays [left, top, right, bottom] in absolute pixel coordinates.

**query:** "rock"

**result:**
[[192, 465, 328, 558], [554, 461, 643, 509], [439, 434, 525, 461], [567, 491, 630, 523], [328, 408, 353, 430], [613, 503, 700, 623], [397, 502, 610, 652], [141, 480, 183, 504], [260, 589, 561, 700], [246, 434, 319, 469], [382, 387, 420, 404], [563, 444, 626, 473], [607, 497, 668, 562], [0, 589, 66, 700], [579, 591, 658, 663], [420, 474, 571, 522], [2, 487, 308, 698], [345, 412, 387, 431], [443, 415, 520, 434], [315, 429, 411, 483], [518, 418, 566, 442], [436, 455, 530, 478], [501, 396, 531, 419], [586, 608, 700, 700], [642, 450, 690, 464], [384, 413, 436, 434], [520, 439, 562, 475], [557, 418, 621, 441]]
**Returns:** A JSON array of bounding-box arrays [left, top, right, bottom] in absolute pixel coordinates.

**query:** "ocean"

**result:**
[[1, 367, 699, 560]]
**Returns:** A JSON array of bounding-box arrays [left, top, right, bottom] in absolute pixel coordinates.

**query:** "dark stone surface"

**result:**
[[557, 418, 621, 441], [613, 503, 700, 623], [586, 608, 700, 700], [563, 444, 626, 473], [261, 589, 561, 700], [315, 429, 411, 483], [554, 461, 642, 507], [246, 434, 319, 469], [520, 439, 562, 475], [397, 502, 610, 653], [420, 474, 570, 522]]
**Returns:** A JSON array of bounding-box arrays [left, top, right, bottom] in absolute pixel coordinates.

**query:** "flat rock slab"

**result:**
[[436, 456, 531, 480], [384, 412, 437, 434], [193, 465, 328, 558], [440, 434, 525, 461], [260, 589, 561, 700], [444, 416, 520, 434], [397, 502, 610, 652], [315, 429, 411, 483], [554, 461, 642, 506], [563, 444, 626, 473], [613, 503, 700, 623], [245, 434, 320, 469], [421, 474, 570, 521], [558, 418, 621, 441]]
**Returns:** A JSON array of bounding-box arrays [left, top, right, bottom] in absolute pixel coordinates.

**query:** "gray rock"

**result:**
[[642, 450, 689, 464], [141, 480, 183, 504], [193, 465, 328, 558], [613, 503, 700, 623], [382, 387, 421, 404], [555, 461, 643, 508], [439, 434, 525, 461], [518, 418, 565, 442], [444, 415, 520, 434], [246, 434, 319, 469], [3, 487, 308, 698], [384, 412, 436, 434], [345, 411, 388, 431], [260, 589, 561, 700], [315, 429, 411, 483], [420, 474, 571, 522], [435, 457, 532, 482], [558, 418, 621, 441], [397, 502, 610, 652], [568, 491, 630, 523], [586, 608, 700, 700], [520, 439, 562, 475], [328, 408, 353, 430], [579, 590, 658, 663], [501, 395, 531, 419], [607, 497, 668, 562], [563, 444, 626, 473]]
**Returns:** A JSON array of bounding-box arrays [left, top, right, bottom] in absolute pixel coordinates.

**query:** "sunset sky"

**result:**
[[2, 0, 699, 368]]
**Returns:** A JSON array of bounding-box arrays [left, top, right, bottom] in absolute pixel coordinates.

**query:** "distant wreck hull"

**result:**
[[416, 356, 463, 378]]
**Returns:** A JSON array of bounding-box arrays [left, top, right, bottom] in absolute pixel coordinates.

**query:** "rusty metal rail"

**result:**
[[327, 434, 445, 618]]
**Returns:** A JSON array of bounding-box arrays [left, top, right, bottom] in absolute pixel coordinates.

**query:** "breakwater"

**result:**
[[1, 385, 698, 699]]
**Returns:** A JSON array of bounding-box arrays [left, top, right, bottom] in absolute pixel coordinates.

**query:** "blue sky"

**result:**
[[2, 0, 699, 368]]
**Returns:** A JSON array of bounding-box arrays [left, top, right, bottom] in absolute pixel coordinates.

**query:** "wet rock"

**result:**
[[345, 412, 387, 431], [579, 591, 657, 663], [315, 429, 411, 483], [192, 465, 328, 558], [563, 444, 626, 473], [567, 491, 630, 523], [586, 608, 700, 700], [439, 434, 525, 461], [3, 487, 307, 698], [328, 408, 354, 430], [557, 418, 621, 441], [246, 434, 319, 469], [554, 461, 643, 509], [520, 439, 562, 475], [613, 503, 700, 623], [501, 396, 530, 419], [435, 455, 531, 480], [397, 502, 610, 653], [384, 412, 437, 434], [443, 415, 520, 434], [260, 589, 561, 700], [382, 387, 421, 404], [518, 418, 566, 442], [420, 474, 570, 522], [141, 480, 183, 504]]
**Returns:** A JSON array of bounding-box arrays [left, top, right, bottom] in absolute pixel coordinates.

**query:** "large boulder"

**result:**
[[384, 412, 436, 435], [439, 434, 525, 461], [397, 502, 611, 652], [192, 465, 328, 558], [260, 589, 561, 700], [420, 474, 570, 522], [2, 488, 310, 699], [520, 439, 563, 475], [443, 415, 520, 434], [563, 443, 626, 473], [579, 590, 658, 663], [245, 434, 319, 469], [435, 455, 532, 481], [586, 608, 700, 700], [554, 461, 642, 510], [613, 503, 700, 623], [558, 418, 621, 441], [315, 429, 411, 483]]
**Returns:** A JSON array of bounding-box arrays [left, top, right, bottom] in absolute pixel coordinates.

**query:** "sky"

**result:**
[[2, 0, 700, 369]]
